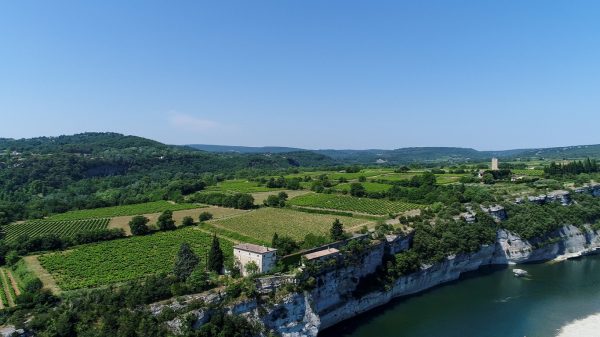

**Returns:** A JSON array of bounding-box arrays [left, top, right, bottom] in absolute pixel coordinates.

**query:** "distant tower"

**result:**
[[491, 158, 499, 171]]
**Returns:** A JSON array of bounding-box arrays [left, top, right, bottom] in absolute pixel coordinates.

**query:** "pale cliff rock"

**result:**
[[161, 225, 600, 337]]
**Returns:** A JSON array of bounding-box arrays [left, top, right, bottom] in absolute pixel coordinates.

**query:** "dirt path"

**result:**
[[23, 256, 60, 295], [288, 205, 386, 218], [5, 270, 21, 296], [346, 221, 378, 232], [0, 270, 14, 307], [193, 227, 241, 244]]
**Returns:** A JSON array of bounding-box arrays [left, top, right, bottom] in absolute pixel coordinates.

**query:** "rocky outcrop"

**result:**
[[266, 224, 600, 336], [162, 225, 600, 337]]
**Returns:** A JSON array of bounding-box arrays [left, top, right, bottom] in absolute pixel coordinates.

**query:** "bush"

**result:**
[[199, 211, 213, 222], [129, 215, 150, 235], [181, 216, 195, 227]]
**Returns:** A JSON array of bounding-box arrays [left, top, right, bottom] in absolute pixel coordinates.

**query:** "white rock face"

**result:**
[[163, 225, 600, 337], [266, 225, 600, 336]]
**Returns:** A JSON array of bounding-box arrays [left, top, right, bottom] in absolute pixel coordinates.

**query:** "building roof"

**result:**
[[234, 243, 276, 254], [303, 248, 339, 261]]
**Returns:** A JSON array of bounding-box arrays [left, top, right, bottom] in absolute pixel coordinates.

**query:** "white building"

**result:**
[[233, 243, 277, 276]]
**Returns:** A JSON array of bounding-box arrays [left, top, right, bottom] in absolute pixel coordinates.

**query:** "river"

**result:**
[[320, 255, 600, 337]]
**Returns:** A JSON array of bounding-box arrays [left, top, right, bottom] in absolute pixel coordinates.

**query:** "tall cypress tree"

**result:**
[[208, 234, 224, 274], [330, 218, 345, 241]]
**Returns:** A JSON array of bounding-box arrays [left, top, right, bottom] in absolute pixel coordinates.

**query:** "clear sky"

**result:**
[[1, 1, 599, 150]]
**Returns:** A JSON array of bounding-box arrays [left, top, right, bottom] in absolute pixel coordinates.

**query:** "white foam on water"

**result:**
[[556, 313, 600, 337]]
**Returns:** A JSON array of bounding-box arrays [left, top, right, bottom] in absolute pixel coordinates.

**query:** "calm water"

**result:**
[[321, 255, 600, 337]]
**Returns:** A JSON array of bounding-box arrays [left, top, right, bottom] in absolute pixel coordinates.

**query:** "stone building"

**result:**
[[233, 243, 277, 276], [491, 158, 499, 171]]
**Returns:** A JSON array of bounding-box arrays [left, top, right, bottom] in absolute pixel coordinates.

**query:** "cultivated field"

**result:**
[[289, 193, 423, 215], [0, 268, 21, 309], [208, 207, 373, 242], [48, 201, 200, 221], [3, 218, 110, 242], [107, 206, 248, 234], [512, 169, 544, 176], [38, 227, 233, 291], [205, 180, 280, 193], [334, 182, 392, 193], [251, 190, 312, 204]]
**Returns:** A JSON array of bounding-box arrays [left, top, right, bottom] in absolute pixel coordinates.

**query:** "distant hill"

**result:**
[[190, 143, 600, 164], [0, 133, 335, 223], [188, 144, 304, 154]]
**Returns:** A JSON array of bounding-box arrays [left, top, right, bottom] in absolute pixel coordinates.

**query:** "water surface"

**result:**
[[321, 255, 600, 337]]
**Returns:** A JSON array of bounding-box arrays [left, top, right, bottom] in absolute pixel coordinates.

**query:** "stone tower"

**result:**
[[491, 158, 499, 171]]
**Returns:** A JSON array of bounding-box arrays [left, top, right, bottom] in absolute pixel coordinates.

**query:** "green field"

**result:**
[[372, 173, 417, 182], [48, 201, 200, 221], [283, 169, 394, 181], [512, 169, 544, 176], [38, 227, 233, 290], [206, 180, 280, 193], [334, 182, 392, 193], [434, 174, 468, 184], [289, 193, 423, 215], [4, 218, 110, 242], [209, 207, 371, 242]]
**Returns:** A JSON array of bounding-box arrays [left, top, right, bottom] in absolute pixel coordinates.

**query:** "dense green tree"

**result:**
[[330, 219, 345, 241], [129, 216, 150, 235], [199, 211, 213, 222], [181, 216, 194, 227], [349, 183, 366, 197], [157, 210, 176, 230], [208, 235, 224, 274], [272, 233, 300, 255], [173, 243, 199, 281]]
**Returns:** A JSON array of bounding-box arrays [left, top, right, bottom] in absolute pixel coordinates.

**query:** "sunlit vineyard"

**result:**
[[209, 207, 371, 242], [3, 218, 110, 242], [38, 227, 233, 290], [289, 193, 423, 215], [47, 201, 200, 221]]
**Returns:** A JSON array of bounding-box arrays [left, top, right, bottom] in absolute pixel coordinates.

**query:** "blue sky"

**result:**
[[1, 1, 599, 150]]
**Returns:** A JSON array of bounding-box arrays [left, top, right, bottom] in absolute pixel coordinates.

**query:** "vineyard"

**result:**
[[38, 227, 233, 290], [289, 193, 423, 215], [512, 169, 544, 176], [3, 218, 110, 242], [334, 182, 392, 193], [0, 268, 21, 309], [48, 201, 200, 221], [205, 180, 279, 193], [209, 207, 372, 242]]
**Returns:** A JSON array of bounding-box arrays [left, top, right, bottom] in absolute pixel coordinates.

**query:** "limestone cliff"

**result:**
[[262, 224, 600, 336], [159, 225, 600, 337]]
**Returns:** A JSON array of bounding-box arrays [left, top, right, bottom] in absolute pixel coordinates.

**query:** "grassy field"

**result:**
[[48, 201, 201, 221], [282, 169, 395, 181], [38, 227, 233, 291], [4, 218, 110, 242], [512, 169, 545, 176], [107, 206, 248, 235], [434, 174, 468, 184], [371, 173, 417, 182], [208, 207, 372, 242], [334, 182, 392, 193], [251, 190, 312, 204], [289, 193, 423, 215], [205, 180, 280, 193]]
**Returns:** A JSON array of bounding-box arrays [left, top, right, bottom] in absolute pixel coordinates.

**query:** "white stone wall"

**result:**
[[234, 248, 277, 276]]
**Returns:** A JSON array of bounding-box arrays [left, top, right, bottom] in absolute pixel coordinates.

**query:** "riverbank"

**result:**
[[557, 313, 600, 337]]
